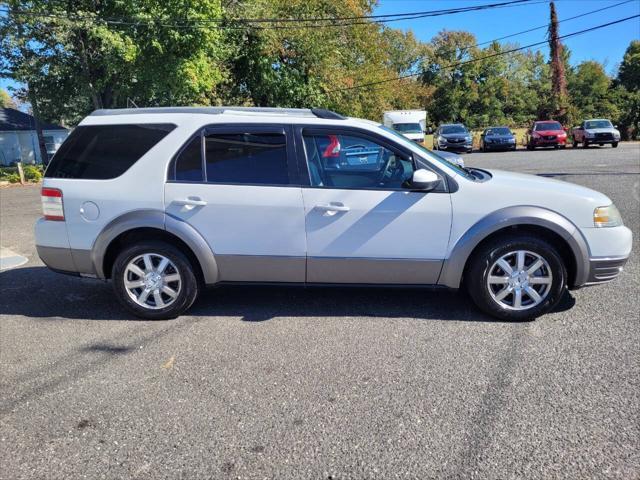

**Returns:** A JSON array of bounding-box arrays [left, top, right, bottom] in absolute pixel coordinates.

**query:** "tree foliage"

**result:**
[[0, 0, 637, 138], [0, 88, 18, 108]]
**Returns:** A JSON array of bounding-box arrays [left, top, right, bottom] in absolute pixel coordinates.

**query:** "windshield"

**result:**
[[379, 125, 473, 179], [534, 122, 562, 131], [485, 127, 511, 136], [393, 123, 423, 134], [585, 120, 613, 129], [441, 125, 468, 134]]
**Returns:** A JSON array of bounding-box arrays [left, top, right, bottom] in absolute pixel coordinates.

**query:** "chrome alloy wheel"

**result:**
[[487, 250, 553, 311], [124, 253, 182, 310]]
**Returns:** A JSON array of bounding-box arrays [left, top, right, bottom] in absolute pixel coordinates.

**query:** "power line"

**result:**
[[0, 0, 539, 30], [343, 0, 634, 90], [474, 0, 635, 47], [326, 13, 640, 94]]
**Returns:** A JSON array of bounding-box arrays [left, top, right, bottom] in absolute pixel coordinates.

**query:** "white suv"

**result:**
[[35, 107, 632, 321]]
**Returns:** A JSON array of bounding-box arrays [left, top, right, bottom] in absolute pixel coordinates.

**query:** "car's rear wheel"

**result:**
[[466, 235, 567, 321], [112, 241, 199, 320]]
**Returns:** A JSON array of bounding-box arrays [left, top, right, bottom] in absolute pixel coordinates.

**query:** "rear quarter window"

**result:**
[[45, 123, 175, 179]]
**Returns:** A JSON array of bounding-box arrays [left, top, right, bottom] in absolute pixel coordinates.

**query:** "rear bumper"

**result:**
[[35, 218, 95, 277]]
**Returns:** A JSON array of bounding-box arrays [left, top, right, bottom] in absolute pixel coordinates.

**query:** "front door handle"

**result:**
[[316, 202, 350, 214], [174, 197, 207, 207]]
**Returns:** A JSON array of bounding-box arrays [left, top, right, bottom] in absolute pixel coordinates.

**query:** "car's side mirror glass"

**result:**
[[408, 169, 440, 191]]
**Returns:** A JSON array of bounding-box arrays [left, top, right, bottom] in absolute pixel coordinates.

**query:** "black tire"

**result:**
[[554, 144, 559, 149], [112, 240, 200, 320], [598, 143, 604, 147], [572, 139, 578, 148], [465, 235, 567, 321], [612, 142, 618, 148], [526, 143, 534, 151], [582, 139, 589, 148]]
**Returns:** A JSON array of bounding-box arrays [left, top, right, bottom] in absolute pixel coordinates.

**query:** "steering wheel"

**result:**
[[377, 150, 396, 185]]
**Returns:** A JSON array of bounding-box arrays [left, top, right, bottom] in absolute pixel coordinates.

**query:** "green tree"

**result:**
[[0, 88, 18, 109], [1, 0, 227, 124], [618, 40, 640, 91], [569, 61, 617, 121]]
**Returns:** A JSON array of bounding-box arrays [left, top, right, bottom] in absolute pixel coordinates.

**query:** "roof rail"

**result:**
[[90, 106, 346, 120], [311, 108, 346, 120]]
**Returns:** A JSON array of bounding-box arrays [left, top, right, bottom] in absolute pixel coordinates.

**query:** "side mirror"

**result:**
[[408, 169, 440, 191], [614, 125, 618, 129]]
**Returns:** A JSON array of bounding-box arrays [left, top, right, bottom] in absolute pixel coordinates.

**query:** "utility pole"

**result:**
[[548, 1, 568, 122]]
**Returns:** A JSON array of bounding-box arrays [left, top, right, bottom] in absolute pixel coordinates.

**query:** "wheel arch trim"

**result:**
[[438, 205, 590, 289], [91, 209, 219, 283]]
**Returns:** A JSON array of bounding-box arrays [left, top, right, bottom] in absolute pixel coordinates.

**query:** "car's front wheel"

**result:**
[[612, 141, 619, 148], [112, 241, 200, 320], [466, 235, 567, 321]]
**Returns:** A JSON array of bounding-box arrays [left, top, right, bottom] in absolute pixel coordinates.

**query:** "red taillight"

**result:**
[[41, 187, 65, 221]]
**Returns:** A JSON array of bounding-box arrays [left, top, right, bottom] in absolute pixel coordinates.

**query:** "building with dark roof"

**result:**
[[0, 108, 69, 165]]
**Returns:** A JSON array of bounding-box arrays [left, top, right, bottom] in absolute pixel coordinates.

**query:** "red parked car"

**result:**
[[525, 121, 567, 150]]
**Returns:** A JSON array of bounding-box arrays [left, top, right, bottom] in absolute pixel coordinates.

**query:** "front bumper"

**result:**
[[531, 137, 567, 146], [438, 142, 472, 152], [579, 225, 632, 287], [584, 136, 618, 144], [484, 142, 516, 150], [585, 256, 629, 285]]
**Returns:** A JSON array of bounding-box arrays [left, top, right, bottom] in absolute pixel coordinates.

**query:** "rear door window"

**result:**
[[174, 135, 204, 182], [204, 132, 289, 185], [45, 123, 175, 179]]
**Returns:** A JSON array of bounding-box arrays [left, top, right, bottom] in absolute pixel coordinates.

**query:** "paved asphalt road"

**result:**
[[1, 144, 638, 479]]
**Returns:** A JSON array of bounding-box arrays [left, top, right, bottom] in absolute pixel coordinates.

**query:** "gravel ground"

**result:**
[[1, 143, 638, 479]]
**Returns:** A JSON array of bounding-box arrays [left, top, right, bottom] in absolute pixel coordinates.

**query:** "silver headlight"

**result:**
[[594, 204, 623, 228]]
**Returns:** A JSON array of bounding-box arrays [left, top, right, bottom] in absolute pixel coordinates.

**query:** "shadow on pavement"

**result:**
[[0, 266, 575, 323]]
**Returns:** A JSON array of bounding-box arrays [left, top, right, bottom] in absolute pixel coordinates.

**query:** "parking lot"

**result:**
[[1, 144, 638, 479]]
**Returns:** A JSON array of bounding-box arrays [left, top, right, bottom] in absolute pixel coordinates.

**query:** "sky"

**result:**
[[374, 0, 640, 74], [1, 0, 639, 96]]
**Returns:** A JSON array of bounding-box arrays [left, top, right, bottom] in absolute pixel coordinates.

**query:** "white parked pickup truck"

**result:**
[[571, 119, 620, 148]]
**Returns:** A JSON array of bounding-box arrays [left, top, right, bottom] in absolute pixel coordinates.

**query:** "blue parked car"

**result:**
[[480, 126, 517, 152]]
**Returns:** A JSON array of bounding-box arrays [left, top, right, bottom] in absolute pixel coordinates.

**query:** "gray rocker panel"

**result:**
[[307, 257, 443, 284]]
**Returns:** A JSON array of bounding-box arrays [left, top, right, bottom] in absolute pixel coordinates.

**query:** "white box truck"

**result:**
[[382, 110, 427, 143]]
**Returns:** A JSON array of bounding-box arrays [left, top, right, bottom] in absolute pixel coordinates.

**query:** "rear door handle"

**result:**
[[174, 197, 207, 207], [316, 203, 350, 213]]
